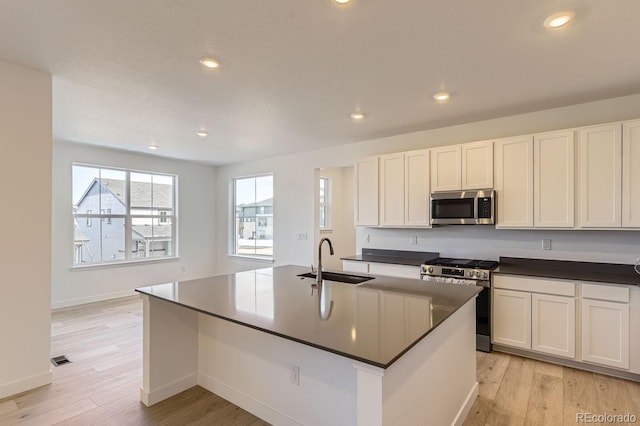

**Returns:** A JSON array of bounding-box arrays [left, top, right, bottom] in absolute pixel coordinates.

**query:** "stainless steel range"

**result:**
[[420, 257, 499, 352]]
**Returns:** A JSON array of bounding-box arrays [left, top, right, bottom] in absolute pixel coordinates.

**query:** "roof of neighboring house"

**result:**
[[79, 178, 173, 209], [132, 225, 172, 240], [238, 197, 273, 209]]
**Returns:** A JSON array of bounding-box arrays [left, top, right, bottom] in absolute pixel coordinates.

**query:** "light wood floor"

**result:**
[[0, 296, 638, 425]]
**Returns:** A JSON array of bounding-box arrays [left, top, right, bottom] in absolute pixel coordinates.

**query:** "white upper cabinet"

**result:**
[[430, 145, 461, 191], [534, 130, 575, 228], [494, 136, 534, 228], [354, 157, 379, 226], [404, 149, 430, 227], [461, 140, 494, 190], [431, 141, 493, 191], [379, 153, 405, 226], [578, 123, 622, 227], [623, 119, 640, 227]]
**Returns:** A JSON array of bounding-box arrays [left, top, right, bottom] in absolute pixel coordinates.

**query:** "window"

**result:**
[[233, 174, 273, 258], [319, 176, 331, 229], [72, 164, 177, 266]]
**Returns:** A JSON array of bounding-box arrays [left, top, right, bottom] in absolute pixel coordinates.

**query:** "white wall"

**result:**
[[0, 60, 53, 398], [314, 167, 356, 271], [52, 141, 217, 308], [216, 93, 640, 274]]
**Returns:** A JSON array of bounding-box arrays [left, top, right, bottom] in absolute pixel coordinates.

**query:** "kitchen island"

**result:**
[[136, 265, 481, 425]]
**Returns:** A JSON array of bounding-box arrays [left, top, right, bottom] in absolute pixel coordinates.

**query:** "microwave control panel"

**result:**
[[477, 197, 492, 219]]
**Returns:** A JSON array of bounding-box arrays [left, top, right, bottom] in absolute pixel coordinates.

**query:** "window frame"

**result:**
[[72, 163, 178, 268], [319, 176, 332, 231], [230, 173, 274, 261]]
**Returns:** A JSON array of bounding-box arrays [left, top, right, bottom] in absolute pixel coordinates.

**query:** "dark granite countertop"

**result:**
[[341, 248, 439, 267], [496, 257, 640, 286], [135, 265, 479, 369]]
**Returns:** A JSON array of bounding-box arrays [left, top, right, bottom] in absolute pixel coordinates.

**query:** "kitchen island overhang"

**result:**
[[136, 265, 481, 425]]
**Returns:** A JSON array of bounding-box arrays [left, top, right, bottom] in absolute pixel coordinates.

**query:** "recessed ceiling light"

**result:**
[[333, 0, 351, 4], [197, 131, 209, 137], [147, 144, 159, 150], [433, 92, 450, 103], [543, 11, 575, 29], [198, 57, 220, 69], [350, 112, 365, 120]]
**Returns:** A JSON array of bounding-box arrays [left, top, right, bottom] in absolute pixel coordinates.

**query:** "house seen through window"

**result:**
[[319, 176, 331, 229], [72, 164, 177, 265], [233, 175, 273, 257]]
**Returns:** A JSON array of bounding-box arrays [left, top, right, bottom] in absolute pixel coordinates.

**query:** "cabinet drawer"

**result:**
[[493, 275, 575, 297], [342, 260, 369, 274], [369, 263, 420, 279], [582, 283, 629, 303]]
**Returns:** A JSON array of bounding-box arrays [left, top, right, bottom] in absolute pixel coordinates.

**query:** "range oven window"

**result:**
[[432, 198, 474, 219]]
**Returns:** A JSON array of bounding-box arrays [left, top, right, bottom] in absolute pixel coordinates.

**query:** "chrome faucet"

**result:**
[[316, 237, 334, 286]]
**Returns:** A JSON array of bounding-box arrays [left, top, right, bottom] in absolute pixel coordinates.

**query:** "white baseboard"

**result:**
[[453, 381, 479, 426], [51, 290, 136, 309], [0, 369, 52, 400], [140, 373, 197, 407], [198, 371, 302, 426]]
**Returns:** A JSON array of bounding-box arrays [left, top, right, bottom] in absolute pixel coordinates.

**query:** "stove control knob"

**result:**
[[474, 271, 481, 278], [482, 272, 488, 279], [427, 267, 433, 273]]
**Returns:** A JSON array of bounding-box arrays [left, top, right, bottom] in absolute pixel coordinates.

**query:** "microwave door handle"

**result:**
[[474, 196, 479, 223]]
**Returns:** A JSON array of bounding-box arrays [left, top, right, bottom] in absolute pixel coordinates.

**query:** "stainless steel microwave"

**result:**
[[430, 190, 495, 225]]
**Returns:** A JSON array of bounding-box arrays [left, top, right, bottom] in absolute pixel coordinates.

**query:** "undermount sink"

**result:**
[[297, 271, 374, 284]]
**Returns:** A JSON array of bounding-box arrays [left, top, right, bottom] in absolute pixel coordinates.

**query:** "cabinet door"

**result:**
[[379, 153, 405, 226], [581, 299, 630, 370], [534, 130, 575, 227], [494, 136, 534, 228], [623, 119, 640, 227], [404, 149, 430, 227], [493, 288, 531, 349], [531, 294, 575, 358], [430, 145, 461, 191], [462, 140, 493, 190], [354, 157, 379, 226], [578, 123, 622, 227]]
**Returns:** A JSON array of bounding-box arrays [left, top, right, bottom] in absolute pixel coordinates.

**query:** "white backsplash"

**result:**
[[356, 226, 640, 264]]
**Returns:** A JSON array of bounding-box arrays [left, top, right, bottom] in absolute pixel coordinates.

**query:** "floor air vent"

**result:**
[[51, 355, 71, 367]]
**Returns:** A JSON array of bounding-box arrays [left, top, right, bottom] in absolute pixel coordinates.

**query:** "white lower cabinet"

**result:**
[[493, 275, 576, 359], [581, 284, 630, 370], [531, 293, 575, 358], [494, 275, 636, 374]]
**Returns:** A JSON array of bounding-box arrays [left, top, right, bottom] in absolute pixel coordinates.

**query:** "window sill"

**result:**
[[71, 256, 180, 271], [227, 254, 275, 264], [320, 228, 333, 233]]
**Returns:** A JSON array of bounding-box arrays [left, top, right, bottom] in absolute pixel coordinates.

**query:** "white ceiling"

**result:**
[[1, 0, 639, 166]]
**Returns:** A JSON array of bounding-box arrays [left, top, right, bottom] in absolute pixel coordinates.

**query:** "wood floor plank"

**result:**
[[563, 367, 599, 411], [534, 360, 563, 379], [485, 355, 536, 426], [593, 375, 636, 417], [462, 395, 493, 426], [523, 372, 563, 426], [477, 351, 510, 399]]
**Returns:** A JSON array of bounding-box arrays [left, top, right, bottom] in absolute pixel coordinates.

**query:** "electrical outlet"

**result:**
[[289, 364, 299, 385], [298, 233, 307, 240], [542, 239, 551, 250], [364, 234, 370, 243], [181, 266, 187, 273], [410, 235, 418, 245]]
